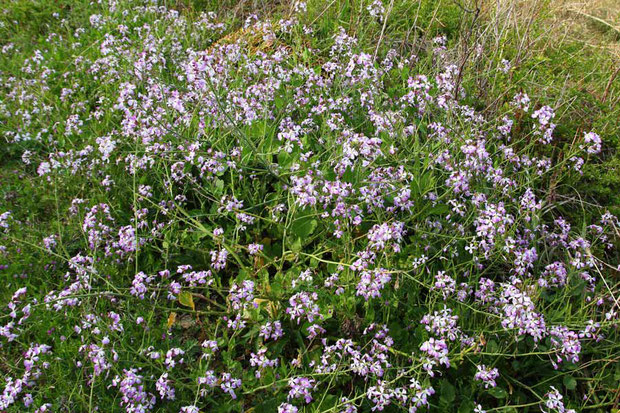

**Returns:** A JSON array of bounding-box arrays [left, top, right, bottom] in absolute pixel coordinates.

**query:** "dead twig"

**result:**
[[453, 0, 481, 100], [602, 64, 620, 103], [373, 0, 396, 60]]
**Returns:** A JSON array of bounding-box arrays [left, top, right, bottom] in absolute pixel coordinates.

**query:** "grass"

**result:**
[[0, 0, 619, 412]]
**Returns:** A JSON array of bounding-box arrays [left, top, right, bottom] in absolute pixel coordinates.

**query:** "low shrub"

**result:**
[[0, 1, 618, 412]]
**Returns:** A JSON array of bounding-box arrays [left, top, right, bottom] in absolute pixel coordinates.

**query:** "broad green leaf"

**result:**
[[178, 291, 195, 311], [440, 379, 456, 403], [488, 387, 508, 399], [563, 376, 577, 390], [291, 215, 317, 239]]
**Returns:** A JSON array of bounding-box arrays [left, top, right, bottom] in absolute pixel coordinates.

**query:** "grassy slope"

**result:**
[[0, 0, 619, 411]]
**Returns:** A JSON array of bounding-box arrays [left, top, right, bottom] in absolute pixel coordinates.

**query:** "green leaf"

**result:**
[[214, 179, 225, 195], [440, 379, 456, 403], [424, 203, 449, 218], [178, 291, 195, 311], [290, 215, 317, 239], [563, 376, 577, 390], [365, 302, 375, 323], [277, 150, 293, 169], [252, 396, 280, 413], [400, 66, 410, 82], [289, 237, 302, 254], [275, 95, 285, 110], [458, 400, 475, 413], [488, 387, 508, 399]]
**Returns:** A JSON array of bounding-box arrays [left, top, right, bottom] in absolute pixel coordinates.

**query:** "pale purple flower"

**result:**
[[156, 373, 176, 400], [278, 403, 299, 413], [288, 377, 316, 404], [287, 291, 320, 324], [542, 386, 575, 413], [248, 243, 263, 255], [220, 373, 241, 399], [356, 268, 391, 300], [259, 320, 284, 341], [582, 131, 601, 154], [367, 0, 385, 22], [474, 365, 499, 388]]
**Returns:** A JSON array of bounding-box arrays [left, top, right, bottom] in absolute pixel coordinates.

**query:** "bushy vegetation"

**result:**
[[0, 0, 619, 412]]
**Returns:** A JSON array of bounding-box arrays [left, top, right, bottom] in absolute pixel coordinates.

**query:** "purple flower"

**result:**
[[117, 225, 137, 254], [474, 365, 499, 388], [366, 381, 392, 411], [156, 373, 176, 400], [532, 106, 556, 144], [164, 348, 185, 370], [543, 386, 575, 413], [278, 403, 299, 413], [367, 0, 385, 22], [499, 284, 547, 342], [130, 271, 153, 299], [220, 373, 241, 399], [582, 131, 602, 154], [288, 377, 316, 404], [431, 271, 456, 299], [248, 243, 263, 255], [210, 248, 228, 270], [249, 348, 278, 378], [367, 222, 406, 251], [197, 370, 217, 387], [229, 280, 255, 311], [549, 326, 581, 366], [356, 268, 391, 300], [259, 320, 284, 341], [112, 369, 156, 412], [286, 291, 320, 324], [420, 338, 450, 366], [421, 307, 462, 341], [532, 105, 555, 127]]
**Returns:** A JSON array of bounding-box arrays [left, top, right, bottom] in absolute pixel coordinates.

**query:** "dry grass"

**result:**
[[549, 0, 620, 57], [483, 0, 619, 53]]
